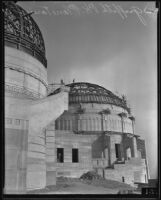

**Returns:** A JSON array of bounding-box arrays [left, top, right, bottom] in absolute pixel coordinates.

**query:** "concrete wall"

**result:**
[[105, 157, 148, 186], [55, 131, 93, 177], [5, 88, 69, 193], [46, 124, 56, 186], [5, 46, 47, 98], [5, 119, 28, 194], [137, 138, 146, 159], [55, 103, 133, 134]]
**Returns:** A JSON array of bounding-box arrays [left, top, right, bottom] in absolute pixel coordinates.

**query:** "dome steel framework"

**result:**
[[49, 82, 130, 112], [4, 1, 47, 68]]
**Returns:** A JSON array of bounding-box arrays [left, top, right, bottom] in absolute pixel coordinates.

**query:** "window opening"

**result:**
[[57, 148, 64, 163], [72, 148, 79, 163]]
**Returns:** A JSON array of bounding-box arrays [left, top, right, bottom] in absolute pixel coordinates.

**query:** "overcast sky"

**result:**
[[19, 1, 158, 179]]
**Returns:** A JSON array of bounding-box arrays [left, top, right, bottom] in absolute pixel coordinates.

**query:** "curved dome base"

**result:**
[[5, 46, 48, 99]]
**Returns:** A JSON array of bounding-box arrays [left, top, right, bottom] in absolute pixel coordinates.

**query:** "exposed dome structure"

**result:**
[[49, 82, 130, 112], [4, 2, 48, 99], [49, 82, 133, 134], [4, 1, 47, 67]]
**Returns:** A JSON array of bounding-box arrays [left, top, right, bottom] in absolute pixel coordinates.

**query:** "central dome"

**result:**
[[4, 1, 47, 68], [50, 82, 129, 112]]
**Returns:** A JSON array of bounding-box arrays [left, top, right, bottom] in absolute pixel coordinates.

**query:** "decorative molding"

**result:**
[[99, 108, 111, 115], [76, 107, 86, 114], [5, 117, 29, 130], [129, 116, 135, 121], [5, 83, 45, 99], [5, 65, 48, 88], [118, 112, 127, 118]]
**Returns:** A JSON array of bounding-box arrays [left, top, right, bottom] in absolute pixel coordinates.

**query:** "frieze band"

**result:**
[[5, 83, 44, 99], [5, 65, 48, 88]]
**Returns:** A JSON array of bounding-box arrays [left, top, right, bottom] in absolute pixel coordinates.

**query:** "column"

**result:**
[[132, 136, 138, 158], [109, 136, 117, 164], [78, 119, 81, 131], [132, 119, 135, 134], [118, 113, 126, 161], [93, 119, 96, 131], [101, 113, 104, 132], [129, 116, 135, 134], [5, 119, 28, 194], [26, 131, 46, 190], [46, 124, 56, 186]]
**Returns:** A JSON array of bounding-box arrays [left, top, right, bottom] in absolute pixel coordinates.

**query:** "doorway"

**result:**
[[115, 144, 121, 161]]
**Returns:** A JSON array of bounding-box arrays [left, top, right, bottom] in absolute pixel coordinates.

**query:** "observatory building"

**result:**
[[49, 82, 149, 184], [4, 1, 149, 194]]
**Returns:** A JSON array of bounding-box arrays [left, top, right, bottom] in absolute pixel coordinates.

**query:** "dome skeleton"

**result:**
[[49, 82, 130, 112], [4, 1, 47, 67]]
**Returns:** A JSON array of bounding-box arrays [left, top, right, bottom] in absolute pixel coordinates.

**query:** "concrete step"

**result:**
[[125, 158, 145, 165]]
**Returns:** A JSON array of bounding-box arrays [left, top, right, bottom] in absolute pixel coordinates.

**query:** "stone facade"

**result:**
[[5, 43, 69, 193], [5, 88, 69, 193], [53, 99, 149, 187], [55, 131, 93, 177]]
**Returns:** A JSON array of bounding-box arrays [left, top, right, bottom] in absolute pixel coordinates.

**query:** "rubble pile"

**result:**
[[80, 171, 103, 181]]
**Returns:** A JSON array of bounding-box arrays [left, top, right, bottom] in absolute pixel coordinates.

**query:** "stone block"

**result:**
[[26, 171, 46, 190], [46, 171, 56, 186], [46, 164, 56, 171], [46, 131, 55, 137], [46, 149, 55, 156], [46, 137, 55, 143], [27, 164, 46, 171], [28, 151, 45, 159], [28, 136, 45, 145], [46, 156, 55, 162], [28, 143, 45, 153], [46, 142, 55, 148], [5, 169, 26, 193]]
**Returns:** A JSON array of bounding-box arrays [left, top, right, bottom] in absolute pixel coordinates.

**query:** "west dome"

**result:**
[[49, 82, 129, 112], [4, 1, 47, 68]]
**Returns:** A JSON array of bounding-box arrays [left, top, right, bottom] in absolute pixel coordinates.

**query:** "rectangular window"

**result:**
[[72, 148, 79, 163], [15, 119, 20, 125], [57, 148, 64, 163], [6, 118, 12, 124]]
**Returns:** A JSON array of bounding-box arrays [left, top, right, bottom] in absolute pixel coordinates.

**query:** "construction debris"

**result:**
[[80, 171, 103, 181]]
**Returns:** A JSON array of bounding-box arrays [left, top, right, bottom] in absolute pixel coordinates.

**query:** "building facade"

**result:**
[[4, 1, 69, 193], [49, 82, 149, 185], [4, 1, 149, 194]]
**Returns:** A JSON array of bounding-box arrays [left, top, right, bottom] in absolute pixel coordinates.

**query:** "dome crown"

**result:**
[[4, 2, 47, 67]]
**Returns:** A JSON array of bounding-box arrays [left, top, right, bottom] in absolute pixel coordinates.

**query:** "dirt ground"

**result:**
[[27, 177, 137, 194]]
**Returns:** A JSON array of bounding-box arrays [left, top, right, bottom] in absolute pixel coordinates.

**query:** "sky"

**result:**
[[19, 1, 158, 179]]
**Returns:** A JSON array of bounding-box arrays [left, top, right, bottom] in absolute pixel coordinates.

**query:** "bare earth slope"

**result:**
[[27, 177, 135, 194]]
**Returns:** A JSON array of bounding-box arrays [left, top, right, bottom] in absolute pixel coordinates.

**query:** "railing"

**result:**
[[5, 32, 47, 68], [5, 83, 45, 99], [5, 65, 48, 88]]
